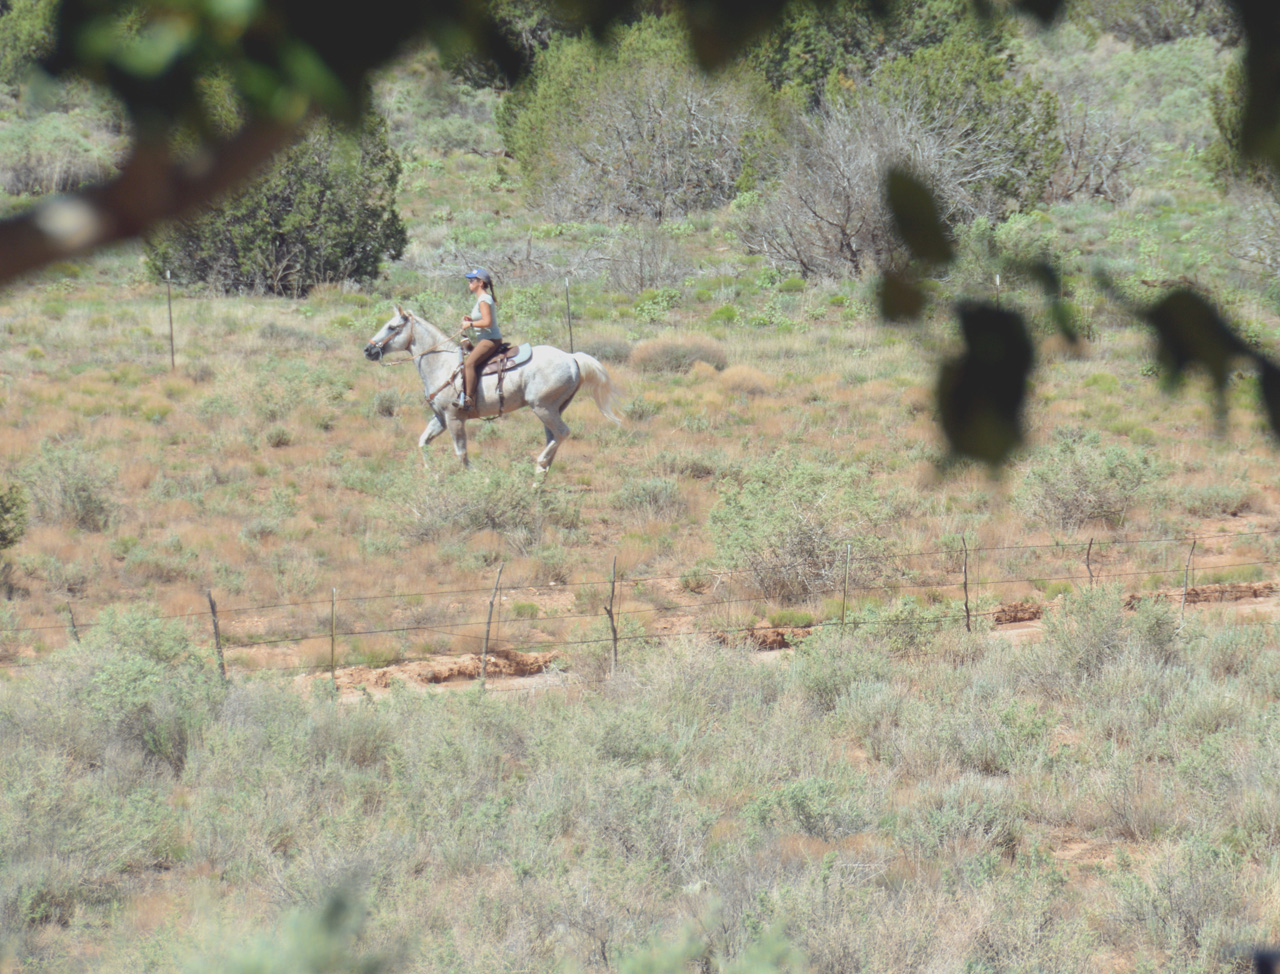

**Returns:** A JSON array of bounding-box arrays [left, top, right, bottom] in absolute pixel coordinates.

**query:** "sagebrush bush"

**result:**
[[499, 15, 782, 222], [18, 438, 116, 531], [1016, 426, 1156, 529], [401, 464, 580, 554], [630, 336, 727, 373]]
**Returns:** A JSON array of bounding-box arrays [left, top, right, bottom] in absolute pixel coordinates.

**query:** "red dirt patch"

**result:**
[[313, 648, 562, 696], [716, 623, 813, 651]]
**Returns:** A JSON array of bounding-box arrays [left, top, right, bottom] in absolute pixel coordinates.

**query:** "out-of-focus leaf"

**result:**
[[1234, 0, 1280, 173], [1027, 259, 1079, 345], [1259, 359, 1280, 442], [937, 302, 1033, 465], [879, 269, 925, 322], [885, 167, 954, 265], [1143, 289, 1248, 395], [1013, 0, 1067, 26]]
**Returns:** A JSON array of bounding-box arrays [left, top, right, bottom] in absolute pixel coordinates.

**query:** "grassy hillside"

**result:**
[[3, 22, 1280, 974]]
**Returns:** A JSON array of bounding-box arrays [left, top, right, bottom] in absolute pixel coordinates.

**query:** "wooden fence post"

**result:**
[[565, 277, 574, 354], [330, 587, 337, 686], [166, 269, 175, 371], [1086, 538, 1095, 588], [65, 602, 80, 644], [207, 590, 226, 684], [962, 537, 971, 633], [481, 563, 504, 692], [841, 543, 851, 630], [604, 556, 619, 676], [1182, 540, 1196, 620]]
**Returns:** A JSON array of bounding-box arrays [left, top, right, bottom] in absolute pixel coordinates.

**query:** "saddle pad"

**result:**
[[480, 342, 533, 376]]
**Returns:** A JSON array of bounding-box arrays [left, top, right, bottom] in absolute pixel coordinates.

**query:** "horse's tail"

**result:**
[[573, 352, 623, 425]]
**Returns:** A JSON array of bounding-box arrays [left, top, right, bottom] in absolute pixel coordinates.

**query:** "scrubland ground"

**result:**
[[4, 22, 1280, 974]]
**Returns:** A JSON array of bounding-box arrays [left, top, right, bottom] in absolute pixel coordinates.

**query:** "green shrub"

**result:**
[[498, 14, 781, 221], [1016, 427, 1156, 530], [630, 336, 727, 372], [18, 439, 116, 531], [0, 483, 27, 552], [610, 478, 686, 521], [0, 0, 57, 89], [577, 336, 632, 364], [146, 113, 407, 296]]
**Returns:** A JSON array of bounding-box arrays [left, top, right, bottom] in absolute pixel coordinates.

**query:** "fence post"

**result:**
[[1086, 538, 1095, 588], [330, 587, 337, 686], [166, 269, 176, 371], [841, 543, 851, 630], [207, 590, 226, 685], [604, 556, 619, 676], [962, 538, 971, 633], [1182, 539, 1196, 620], [481, 563, 504, 692], [564, 277, 574, 353], [65, 602, 80, 644]]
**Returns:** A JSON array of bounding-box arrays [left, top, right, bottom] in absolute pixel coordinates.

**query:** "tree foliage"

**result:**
[[745, 0, 1011, 105], [738, 33, 1059, 277], [498, 15, 781, 222], [0, 0, 57, 90], [0, 484, 26, 553], [144, 112, 407, 295]]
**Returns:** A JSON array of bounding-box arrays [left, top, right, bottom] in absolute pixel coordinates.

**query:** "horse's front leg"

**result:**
[[419, 413, 446, 450]]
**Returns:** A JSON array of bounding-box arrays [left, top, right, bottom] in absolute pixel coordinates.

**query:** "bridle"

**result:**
[[371, 312, 463, 367], [371, 311, 468, 407]]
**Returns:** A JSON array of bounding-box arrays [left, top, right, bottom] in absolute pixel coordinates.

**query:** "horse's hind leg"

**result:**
[[531, 404, 571, 475], [445, 413, 469, 468]]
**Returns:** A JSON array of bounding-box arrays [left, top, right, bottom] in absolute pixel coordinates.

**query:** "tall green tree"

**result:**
[[144, 111, 407, 295]]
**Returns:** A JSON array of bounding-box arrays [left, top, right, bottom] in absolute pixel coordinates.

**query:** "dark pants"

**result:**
[[463, 339, 500, 401]]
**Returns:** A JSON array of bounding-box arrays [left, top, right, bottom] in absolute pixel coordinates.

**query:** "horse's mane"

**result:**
[[407, 311, 456, 349]]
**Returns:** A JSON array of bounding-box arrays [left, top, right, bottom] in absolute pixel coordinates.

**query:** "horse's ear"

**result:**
[[395, 304, 405, 317]]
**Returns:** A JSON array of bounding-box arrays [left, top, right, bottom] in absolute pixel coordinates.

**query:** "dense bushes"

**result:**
[[737, 35, 1060, 277], [745, 0, 1012, 106], [145, 113, 407, 295], [1068, 0, 1239, 47], [0, 0, 56, 90], [498, 16, 781, 222]]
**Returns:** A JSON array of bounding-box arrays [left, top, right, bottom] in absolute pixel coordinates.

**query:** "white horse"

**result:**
[[364, 306, 622, 473]]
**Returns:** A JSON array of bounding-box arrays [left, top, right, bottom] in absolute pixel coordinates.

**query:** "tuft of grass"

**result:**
[[630, 336, 727, 373]]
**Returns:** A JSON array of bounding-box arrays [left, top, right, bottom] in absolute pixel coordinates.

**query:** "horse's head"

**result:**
[[364, 306, 414, 361]]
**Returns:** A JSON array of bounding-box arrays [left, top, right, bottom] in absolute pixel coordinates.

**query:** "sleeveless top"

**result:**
[[468, 293, 501, 343]]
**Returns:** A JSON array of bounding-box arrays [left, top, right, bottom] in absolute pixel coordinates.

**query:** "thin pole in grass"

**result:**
[[1086, 538, 1095, 587], [962, 538, 971, 633], [330, 587, 337, 686], [65, 602, 80, 644], [481, 563, 504, 692], [207, 590, 226, 684], [604, 555, 618, 676], [165, 269, 175, 371], [1182, 539, 1197, 620], [841, 544, 851, 630], [564, 277, 574, 353]]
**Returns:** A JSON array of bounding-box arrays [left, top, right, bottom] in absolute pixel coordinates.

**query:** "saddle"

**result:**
[[479, 342, 533, 376], [441, 342, 532, 417]]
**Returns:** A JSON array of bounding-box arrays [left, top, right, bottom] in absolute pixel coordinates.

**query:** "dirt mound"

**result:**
[[717, 623, 813, 651], [1125, 582, 1278, 609], [320, 648, 562, 695], [993, 601, 1043, 624]]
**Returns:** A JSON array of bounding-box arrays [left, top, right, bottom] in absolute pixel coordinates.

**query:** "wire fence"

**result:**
[[4, 527, 1279, 681]]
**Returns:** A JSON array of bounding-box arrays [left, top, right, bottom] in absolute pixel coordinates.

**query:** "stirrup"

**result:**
[[454, 394, 472, 410]]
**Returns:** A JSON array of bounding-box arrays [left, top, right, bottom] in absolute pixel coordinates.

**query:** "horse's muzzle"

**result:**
[[363, 343, 382, 361]]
